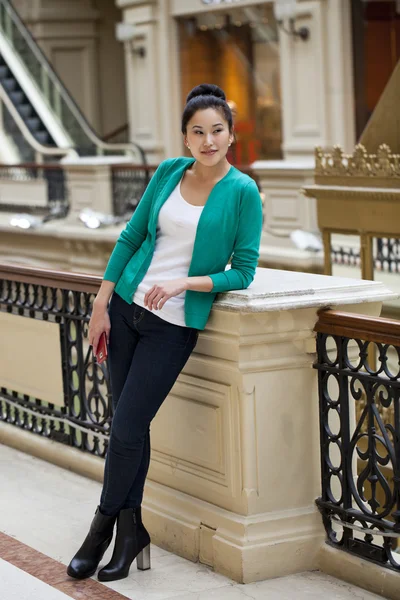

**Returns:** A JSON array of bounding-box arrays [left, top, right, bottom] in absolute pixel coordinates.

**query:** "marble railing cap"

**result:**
[[213, 268, 398, 313]]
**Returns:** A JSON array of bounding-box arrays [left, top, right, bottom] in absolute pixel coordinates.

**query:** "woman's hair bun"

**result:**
[[186, 84, 226, 104], [181, 83, 233, 134]]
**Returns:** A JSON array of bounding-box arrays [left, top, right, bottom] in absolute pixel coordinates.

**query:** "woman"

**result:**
[[67, 83, 263, 582]]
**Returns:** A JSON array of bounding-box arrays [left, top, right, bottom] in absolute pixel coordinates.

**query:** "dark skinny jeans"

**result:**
[[99, 292, 199, 516]]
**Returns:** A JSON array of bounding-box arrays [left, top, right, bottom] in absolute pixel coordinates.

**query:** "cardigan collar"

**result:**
[[151, 158, 234, 229]]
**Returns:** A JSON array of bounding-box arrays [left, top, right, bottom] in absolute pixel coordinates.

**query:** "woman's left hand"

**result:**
[[144, 278, 188, 311]]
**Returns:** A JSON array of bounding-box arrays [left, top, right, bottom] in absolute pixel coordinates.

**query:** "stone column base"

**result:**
[[143, 480, 324, 584]]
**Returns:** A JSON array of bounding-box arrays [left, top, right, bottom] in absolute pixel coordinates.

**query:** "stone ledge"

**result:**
[[214, 268, 398, 313]]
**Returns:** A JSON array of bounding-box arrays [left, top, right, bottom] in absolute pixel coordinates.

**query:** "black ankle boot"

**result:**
[[97, 507, 151, 582], [67, 506, 116, 579]]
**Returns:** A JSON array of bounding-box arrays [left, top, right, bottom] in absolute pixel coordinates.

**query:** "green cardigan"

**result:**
[[103, 157, 263, 330]]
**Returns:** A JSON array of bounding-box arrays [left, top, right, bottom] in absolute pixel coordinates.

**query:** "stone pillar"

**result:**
[[142, 268, 396, 583], [279, 0, 355, 159], [62, 158, 114, 221], [116, 0, 165, 163], [253, 0, 356, 271]]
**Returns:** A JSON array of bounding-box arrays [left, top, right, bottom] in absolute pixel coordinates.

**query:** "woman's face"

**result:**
[[184, 108, 233, 167]]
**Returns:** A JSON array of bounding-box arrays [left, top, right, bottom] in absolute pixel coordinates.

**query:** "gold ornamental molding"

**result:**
[[314, 144, 400, 188], [303, 143, 400, 281]]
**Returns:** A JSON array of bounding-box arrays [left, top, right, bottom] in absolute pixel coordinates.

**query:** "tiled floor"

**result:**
[[0, 559, 72, 600], [0, 443, 385, 600]]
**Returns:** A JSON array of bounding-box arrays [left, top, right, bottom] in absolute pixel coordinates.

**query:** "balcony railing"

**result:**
[[314, 309, 400, 570], [2, 266, 400, 575], [111, 164, 158, 218], [331, 238, 400, 273], [0, 162, 68, 216], [0, 265, 110, 456]]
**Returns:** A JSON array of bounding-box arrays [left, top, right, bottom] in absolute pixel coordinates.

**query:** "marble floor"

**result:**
[[0, 443, 386, 600]]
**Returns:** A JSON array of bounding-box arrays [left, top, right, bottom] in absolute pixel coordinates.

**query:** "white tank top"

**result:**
[[133, 178, 204, 327]]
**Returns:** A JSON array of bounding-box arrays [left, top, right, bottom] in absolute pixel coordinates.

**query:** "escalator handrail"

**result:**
[[0, 81, 77, 159], [1, 0, 146, 163]]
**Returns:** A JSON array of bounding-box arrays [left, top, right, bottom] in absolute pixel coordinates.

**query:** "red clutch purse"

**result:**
[[96, 331, 108, 364]]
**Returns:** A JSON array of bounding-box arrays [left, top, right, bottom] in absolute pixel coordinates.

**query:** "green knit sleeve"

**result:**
[[209, 180, 262, 293], [103, 162, 165, 283]]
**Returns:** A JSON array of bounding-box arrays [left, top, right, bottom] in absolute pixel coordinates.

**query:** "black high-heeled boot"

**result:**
[[67, 506, 116, 579], [97, 507, 151, 582]]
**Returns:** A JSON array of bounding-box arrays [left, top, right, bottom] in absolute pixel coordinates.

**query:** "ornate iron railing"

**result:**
[[314, 309, 400, 570], [0, 162, 68, 215], [331, 239, 400, 273], [111, 164, 157, 217], [375, 238, 400, 274], [331, 244, 361, 268], [0, 265, 110, 456]]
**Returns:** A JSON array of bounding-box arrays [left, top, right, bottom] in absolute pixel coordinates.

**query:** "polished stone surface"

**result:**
[[214, 268, 398, 312], [0, 443, 385, 600]]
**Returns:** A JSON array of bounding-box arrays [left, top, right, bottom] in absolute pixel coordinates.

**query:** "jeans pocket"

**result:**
[[159, 325, 198, 358]]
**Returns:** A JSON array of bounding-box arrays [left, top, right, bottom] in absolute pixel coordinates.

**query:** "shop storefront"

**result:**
[[119, 0, 354, 162], [177, 2, 283, 163], [117, 0, 288, 163]]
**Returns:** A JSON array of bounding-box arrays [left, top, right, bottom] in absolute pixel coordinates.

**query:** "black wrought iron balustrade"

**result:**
[[332, 239, 400, 273], [111, 164, 157, 217], [0, 163, 68, 215], [0, 265, 111, 456], [314, 310, 400, 570], [375, 238, 400, 274], [331, 245, 361, 268]]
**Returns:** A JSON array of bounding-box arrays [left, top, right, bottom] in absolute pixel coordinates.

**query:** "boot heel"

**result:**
[[137, 544, 151, 571]]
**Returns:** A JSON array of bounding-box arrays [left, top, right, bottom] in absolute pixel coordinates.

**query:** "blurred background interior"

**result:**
[[0, 0, 399, 287]]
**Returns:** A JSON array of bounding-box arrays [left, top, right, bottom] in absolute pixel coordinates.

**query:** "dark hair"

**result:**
[[181, 84, 233, 134]]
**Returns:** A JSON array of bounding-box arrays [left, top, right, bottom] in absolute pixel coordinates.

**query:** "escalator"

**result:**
[[0, 53, 55, 162], [0, 0, 144, 163]]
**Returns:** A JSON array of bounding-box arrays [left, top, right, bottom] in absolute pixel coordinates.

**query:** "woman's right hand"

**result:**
[[88, 299, 111, 357]]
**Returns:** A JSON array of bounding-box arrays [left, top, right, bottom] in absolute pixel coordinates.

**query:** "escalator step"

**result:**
[[9, 90, 24, 104], [26, 117, 41, 132], [34, 131, 50, 145], [2, 78, 17, 92], [17, 104, 33, 118], [0, 66, 9, 78]]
